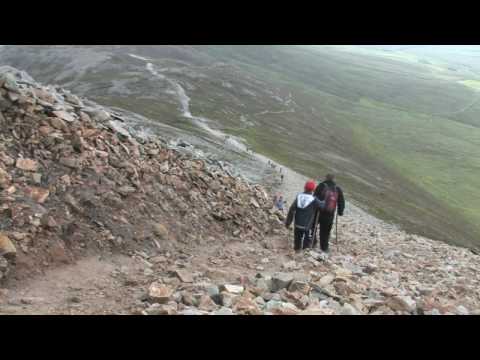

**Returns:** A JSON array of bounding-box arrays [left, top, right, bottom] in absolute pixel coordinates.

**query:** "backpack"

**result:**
[[322, 184, 338, 214]]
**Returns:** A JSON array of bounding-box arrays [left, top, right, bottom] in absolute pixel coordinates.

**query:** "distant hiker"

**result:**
[[280, 174, 284, 183], [275, 195, 285, 212], [272, 193, 279, 207], [285, 181, 325, 252], [312, 174, 345, 253]]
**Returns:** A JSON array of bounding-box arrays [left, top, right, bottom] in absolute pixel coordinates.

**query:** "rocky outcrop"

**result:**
[[0, 67, 286, 281]]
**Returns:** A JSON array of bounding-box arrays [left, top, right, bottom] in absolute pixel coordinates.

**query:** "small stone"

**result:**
[[212, 307, 234, 315], [0, 167, 11, 189], [145, 302, 178, 315], [32, 173, 42, 184], [10, 232, 27, 241], [148, 283, 172, 304], [387, 295, 417, 313], [40, 214, 58, 229], [318, 273, 335, 287], [254, 296, 266, 306], [341, 303, 362, 315], [233, 296, 262, 315], [198, 295, 218, 312], [425, 308, 441, 316], [150, 256, 167, 264], [60, 174, 71, 185], [67, 296, 81, 304], [52, 112, 74, 126], [0, 258, 9, 279], [256, 277, 272, 292], [153, 223, 169, 240], [220, 284, 244, 294], [363, 265, 377, 274], [282, 260, 300, 270], [288, 280, 311, 295], [220, 292, 236, 308], [1, 73, 20, 92], [16, 158, 38, 172], [0, 233, 16, 259], [250, 199, 260, 208], [177, 308, 208, 315], [203, 284, 220, 298], [144, 268, 154, 276], [59, 157, 79, 169], [20, 297, 44, 305], [182, 292, 198, 307], [48, 117, 68, 131], [175, 269, 194, 283], [265, 300, 299, 314], [455, 305, 469, 315], [24, 186, 49, 203], [0, 153, 14, 166], [271, 272, 294, 292]]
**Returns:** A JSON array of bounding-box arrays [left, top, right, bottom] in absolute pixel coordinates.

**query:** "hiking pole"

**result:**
[[312, 211, 319, 250], [335, 212, 339, 252]]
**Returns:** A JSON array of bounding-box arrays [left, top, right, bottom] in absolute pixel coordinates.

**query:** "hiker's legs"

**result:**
[[303, 229, 312, 249], [294, 228, 304, 251], [319, 216, 334, 252]]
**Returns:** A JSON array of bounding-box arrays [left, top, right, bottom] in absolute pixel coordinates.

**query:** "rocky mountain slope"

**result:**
[[1, 67, 480, 315], [2, 45, 479, 251]]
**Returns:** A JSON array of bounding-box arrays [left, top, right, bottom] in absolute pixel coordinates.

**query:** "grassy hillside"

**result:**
[[1, 45, 479, 248]]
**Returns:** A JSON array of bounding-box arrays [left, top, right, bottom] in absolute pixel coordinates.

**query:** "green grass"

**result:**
[[459, 79, 480, 91]]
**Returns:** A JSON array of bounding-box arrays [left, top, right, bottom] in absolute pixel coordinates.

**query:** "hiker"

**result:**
[[285, 181, 325, 252], [280, 174, 284, 183], [275, 195, 285, 212], [272, 193, 279, 207], [312, 174, 345, 253]]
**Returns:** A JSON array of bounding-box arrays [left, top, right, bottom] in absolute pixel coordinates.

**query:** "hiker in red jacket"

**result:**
[[312, 174, 345, 253], [286, 181, 325, 252]]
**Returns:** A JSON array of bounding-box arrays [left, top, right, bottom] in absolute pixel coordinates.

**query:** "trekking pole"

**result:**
[[335, 212, 339, 251], [312, 211, 319, 250]]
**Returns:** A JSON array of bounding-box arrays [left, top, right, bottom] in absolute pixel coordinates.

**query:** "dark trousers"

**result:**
[[312, 213, 334, 252], [294, 227, 312, 251]]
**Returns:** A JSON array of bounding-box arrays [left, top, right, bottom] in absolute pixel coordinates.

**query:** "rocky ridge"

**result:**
[[0, 66, 285, 282]]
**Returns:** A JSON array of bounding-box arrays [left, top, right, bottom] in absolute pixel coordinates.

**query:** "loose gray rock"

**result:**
[[212, 307, 234, 315], [271, 272, 294, 292]]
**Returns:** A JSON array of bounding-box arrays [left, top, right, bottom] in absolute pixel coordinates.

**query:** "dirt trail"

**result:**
[[0, 236, 296, 314]]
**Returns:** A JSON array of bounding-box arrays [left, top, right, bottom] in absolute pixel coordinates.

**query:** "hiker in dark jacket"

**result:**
[[312, 174, 345, 253], [285, 181, 325, 252]]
